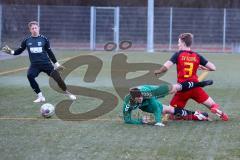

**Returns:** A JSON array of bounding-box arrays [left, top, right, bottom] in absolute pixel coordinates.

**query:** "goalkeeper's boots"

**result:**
[[33, 96, 46, 103], [154, 122, 165, 127], [65, 91, 76, 100], [210, 104, 229, 121]]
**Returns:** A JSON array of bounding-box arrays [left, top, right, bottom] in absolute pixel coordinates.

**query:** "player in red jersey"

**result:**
[[154, 33, 228, 121]]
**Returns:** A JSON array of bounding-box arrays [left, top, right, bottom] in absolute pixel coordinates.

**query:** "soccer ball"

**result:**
[[40, 103, 55, 118]]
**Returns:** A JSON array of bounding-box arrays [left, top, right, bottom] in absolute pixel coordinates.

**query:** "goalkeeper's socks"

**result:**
[[65, 91, 77, 100], [174, 108, 194, 117], [173, 108, 209, 121], [38, 92, 43, 97], [172, 108, 193, 120]]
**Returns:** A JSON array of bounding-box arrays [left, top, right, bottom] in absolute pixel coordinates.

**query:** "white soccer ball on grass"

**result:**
[[40, 103, 55, 118]]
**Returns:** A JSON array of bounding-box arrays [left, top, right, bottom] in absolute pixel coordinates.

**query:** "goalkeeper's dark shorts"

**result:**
[[27, 63, 54, 77]]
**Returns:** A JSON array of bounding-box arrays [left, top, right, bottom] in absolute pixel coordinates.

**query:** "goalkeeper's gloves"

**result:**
[[54, 62, 65, 72], [142, 115, 150, 124], [1, 45, 14, 55], [154, 122, 165, 127]]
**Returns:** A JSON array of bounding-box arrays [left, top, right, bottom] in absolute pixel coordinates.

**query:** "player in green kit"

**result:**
[[123, 80, 213, 127]]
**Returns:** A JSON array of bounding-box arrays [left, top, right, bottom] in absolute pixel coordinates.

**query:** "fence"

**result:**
[[1, 4, 240, 53]]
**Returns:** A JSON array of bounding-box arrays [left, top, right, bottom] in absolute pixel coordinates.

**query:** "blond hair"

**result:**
[[179, 33, 193, 47], [28, 21, 39, 28]]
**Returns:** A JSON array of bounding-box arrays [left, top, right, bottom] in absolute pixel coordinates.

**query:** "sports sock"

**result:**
[[180, 80, 213, 91], [37, 92, 44, 97], [173, 108, 205, 120], [173, 108, 194, 117]]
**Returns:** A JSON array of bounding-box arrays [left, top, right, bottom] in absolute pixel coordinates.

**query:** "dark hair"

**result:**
[[129, 88, 142, 98], [179, 33, 193, 47]]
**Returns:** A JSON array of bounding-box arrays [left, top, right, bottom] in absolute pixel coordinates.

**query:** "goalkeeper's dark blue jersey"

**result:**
[[14, 35, 57, 65]]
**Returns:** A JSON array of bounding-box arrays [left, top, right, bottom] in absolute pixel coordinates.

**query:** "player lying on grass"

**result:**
[[1, 21, 76, 103], [154, 33, 228, 121], [123, 80, 213, 127]]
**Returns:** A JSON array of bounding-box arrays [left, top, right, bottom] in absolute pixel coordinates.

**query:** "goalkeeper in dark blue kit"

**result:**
[[1, 21, 76, 103]]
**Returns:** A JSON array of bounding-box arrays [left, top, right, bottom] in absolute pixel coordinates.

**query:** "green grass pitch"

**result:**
[[0, 50, 240, 160]]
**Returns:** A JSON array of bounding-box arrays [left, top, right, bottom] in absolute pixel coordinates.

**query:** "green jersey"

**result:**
[[135, 84, 170, 99], [122, 84, 170, 124]]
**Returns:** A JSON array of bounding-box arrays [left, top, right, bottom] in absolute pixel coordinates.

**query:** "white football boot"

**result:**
[[154, 122, 165, 127], [33, 92, 46, 103], [194, 110, 211, 121]]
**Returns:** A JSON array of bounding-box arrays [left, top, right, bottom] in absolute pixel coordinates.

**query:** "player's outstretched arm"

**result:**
[[154, 60, 173, 76], [204, 62, 216, 71], [1, 45, 14, 55], [44, 38, 65, 71], [45, 49, 65, 71], [122, 96, 143, 125], [150, 98, 165, 127], [2, 39, 27, 56], [123, 105, 143, 125]]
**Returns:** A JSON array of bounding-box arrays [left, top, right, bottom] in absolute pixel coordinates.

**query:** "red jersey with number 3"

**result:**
[[169, 50, 208, 83]]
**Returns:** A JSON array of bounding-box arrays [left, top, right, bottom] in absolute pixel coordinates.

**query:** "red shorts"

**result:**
[[170, 87, 209, 109]]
